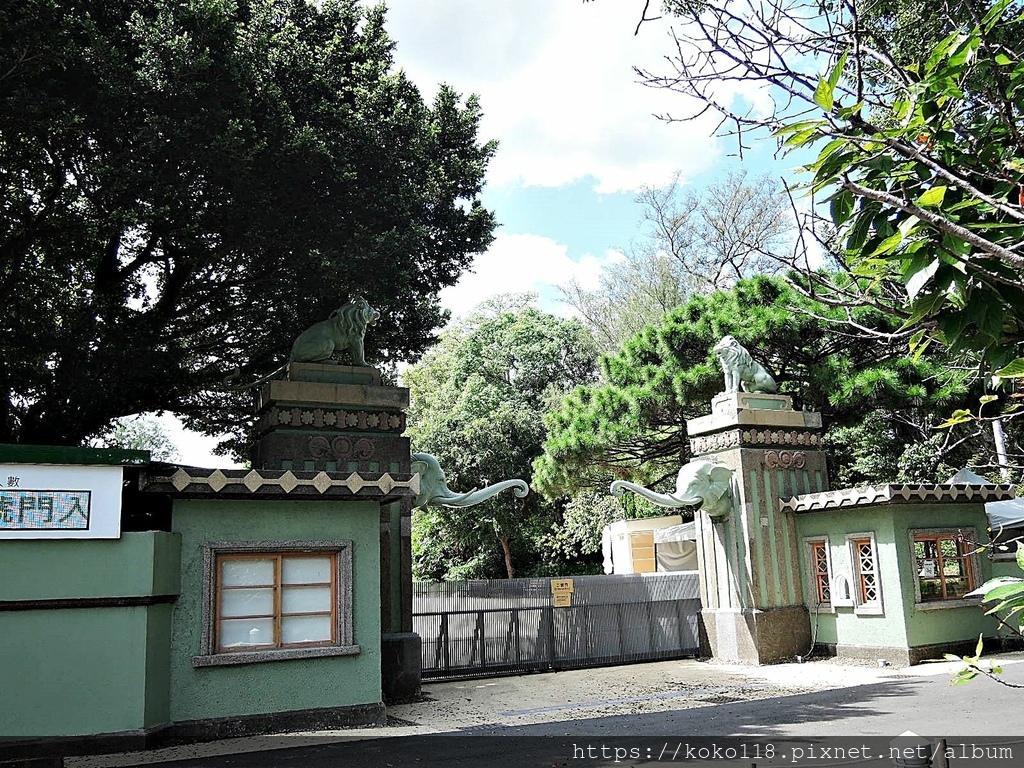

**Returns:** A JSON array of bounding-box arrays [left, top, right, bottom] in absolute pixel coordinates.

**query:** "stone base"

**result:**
[[381, 632, 422, 704], [0, 702, 386, 761], [815, 635, 1024, 667], [702, 606, 810, 664]]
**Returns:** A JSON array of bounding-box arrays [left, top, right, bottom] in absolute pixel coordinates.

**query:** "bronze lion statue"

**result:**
[[290, 296, 380, 367]]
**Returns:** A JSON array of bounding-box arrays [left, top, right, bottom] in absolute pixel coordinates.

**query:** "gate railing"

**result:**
[[413, 572, 701, 680]]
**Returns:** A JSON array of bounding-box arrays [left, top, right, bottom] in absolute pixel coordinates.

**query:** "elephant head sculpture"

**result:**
[[410, 452, 530, 510], [610, 459, 734, 519]]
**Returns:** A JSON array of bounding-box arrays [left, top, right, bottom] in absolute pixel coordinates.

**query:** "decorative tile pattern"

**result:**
[[144, 467, 418, 498], [690, 428, 823, 455], [780, 483, 1015, 513], [259, 406, 405, 435], [764, 450, 806, 469]]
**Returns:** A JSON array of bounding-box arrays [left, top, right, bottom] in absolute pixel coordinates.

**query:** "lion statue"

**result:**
[[713, 335, 777, 394], [290, 296, 380, 366]]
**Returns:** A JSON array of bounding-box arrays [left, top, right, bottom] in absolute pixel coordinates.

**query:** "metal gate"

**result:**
[[413, 572, 701, 680]]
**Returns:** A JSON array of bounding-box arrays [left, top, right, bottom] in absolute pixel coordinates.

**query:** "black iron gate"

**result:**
[[413, 572, 701, 679]]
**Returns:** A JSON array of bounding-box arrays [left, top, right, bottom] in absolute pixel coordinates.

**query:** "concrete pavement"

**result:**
[[67, 652, 1024, 767]]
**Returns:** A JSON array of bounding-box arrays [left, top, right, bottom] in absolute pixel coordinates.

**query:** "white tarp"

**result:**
[[945, 469, 1024, 529], [654, 522, 697, 543]]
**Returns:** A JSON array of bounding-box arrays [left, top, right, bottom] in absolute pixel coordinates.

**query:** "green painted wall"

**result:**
[[890, 505, 999, 648], [388, 502, 403, 633], [0, 530, 180, 600], [168, 499, 381, 723], [796, 502, 1009, 653], [796, 508, 909, 649], [0, 532, 180, 737]]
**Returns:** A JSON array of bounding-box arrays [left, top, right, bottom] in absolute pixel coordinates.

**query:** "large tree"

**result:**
[[628, 0, 1024, 371], [1, 0, 496, 452], [534, 276, 982, 499], [405, 298, 599, 579]]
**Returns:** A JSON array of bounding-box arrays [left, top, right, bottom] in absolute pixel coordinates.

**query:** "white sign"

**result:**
[[0, 464, 123, 539]]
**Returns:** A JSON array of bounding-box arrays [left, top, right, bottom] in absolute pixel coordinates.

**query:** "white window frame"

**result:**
[[845, 532, 883, 615], [803, 536, 834, 612], [193, 540, 358, 667], [909, 527, 983, 610]]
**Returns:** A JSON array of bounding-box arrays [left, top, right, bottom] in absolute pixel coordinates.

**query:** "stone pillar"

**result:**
[[686, 392, 827, 664], [252, 363, 410, 476], [251, 363, 420, 702]]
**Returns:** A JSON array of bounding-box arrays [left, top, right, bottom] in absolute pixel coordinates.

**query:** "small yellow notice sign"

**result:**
[[550, 579, 574, 594], [553, 592, 572, 607]]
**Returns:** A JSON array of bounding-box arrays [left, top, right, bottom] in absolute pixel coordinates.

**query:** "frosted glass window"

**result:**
[[282, 586, 331, 614], [221, 559, 274, 587], [220, 618, 275, 648], [214, 551, 342, 654], [281, 615, 332, 644], [220, 587, 274, 618], [282, 557, 331, 585]]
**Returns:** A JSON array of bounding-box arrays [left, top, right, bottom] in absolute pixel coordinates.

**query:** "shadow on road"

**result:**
[[118, 677, 932, 767]]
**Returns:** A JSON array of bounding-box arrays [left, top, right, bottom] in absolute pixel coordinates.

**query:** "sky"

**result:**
[[169, 0, 803, 466]]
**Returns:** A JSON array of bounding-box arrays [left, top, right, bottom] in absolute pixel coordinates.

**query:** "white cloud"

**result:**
[[439, 233, 621, 319], [384, 1, 725, 193]]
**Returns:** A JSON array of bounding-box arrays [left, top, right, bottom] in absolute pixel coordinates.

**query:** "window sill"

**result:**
[[808, 604, 834, 614], [915, 598, 980, 612], [853, 604, 884, 616], [193, 644, 361, 667]]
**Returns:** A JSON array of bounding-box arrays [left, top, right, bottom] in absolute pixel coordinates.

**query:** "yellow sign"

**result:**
[[553, 592, 572, 607], [550, 578, 574, 594]]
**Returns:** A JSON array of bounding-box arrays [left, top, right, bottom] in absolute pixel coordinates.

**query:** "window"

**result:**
[[217, 554, 335, 651], [913, 530, 978, 603], [847, 533, 883, 614], [805, 538, 832, 608], [195, 541, 357, 667]]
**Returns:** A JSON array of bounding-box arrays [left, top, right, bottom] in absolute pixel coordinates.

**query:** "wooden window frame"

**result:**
[[910, 528, 982, 608], [803, 537, 833, 612], [215, 552, 337, 653], [193, 540, 358, 667], [845, 533, 883, 615]]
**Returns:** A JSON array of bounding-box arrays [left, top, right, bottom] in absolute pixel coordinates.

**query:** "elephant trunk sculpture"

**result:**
[[410, 453, 529, 510], [608, 480, 702, 509], [610, 459, 735, 520]]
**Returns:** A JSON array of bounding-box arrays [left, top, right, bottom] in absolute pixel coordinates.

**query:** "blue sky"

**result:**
[[382, 0, 805, 319], [170, 0, 806, 465]]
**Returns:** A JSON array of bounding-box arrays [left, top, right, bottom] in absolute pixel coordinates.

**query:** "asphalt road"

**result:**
[[70, 655, 1024, 768]]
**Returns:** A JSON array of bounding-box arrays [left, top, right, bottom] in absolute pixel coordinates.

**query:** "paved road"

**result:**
[[70, 655, 1024, 768]]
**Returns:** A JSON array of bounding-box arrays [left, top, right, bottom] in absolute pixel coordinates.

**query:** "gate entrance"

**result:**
[[413, 572, 701, 680]]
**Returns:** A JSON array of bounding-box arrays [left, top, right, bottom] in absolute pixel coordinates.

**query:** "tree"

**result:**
[[535, 276, 980, 499], [92, 414, 179, 462], [560, 171, 793, 350], [405, 299, 599, 579], [630, 0, 1024, 372], [1, 0, 496, 454]]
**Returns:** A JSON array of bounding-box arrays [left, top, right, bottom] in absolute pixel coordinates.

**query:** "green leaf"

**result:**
[[936, 409, 973, 428], [983, 0, 1013, 30], [814, 78, 835, 111], [872, 231, 905, 257], [979, 394, 999, 405], [1018, 542, 1024, 572], [905, 259, 939, 301], [917, 186, 947, 207], [975, 634, 984, 658], [994, 358, 1024, 378], [952, 670, 978, 684]]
